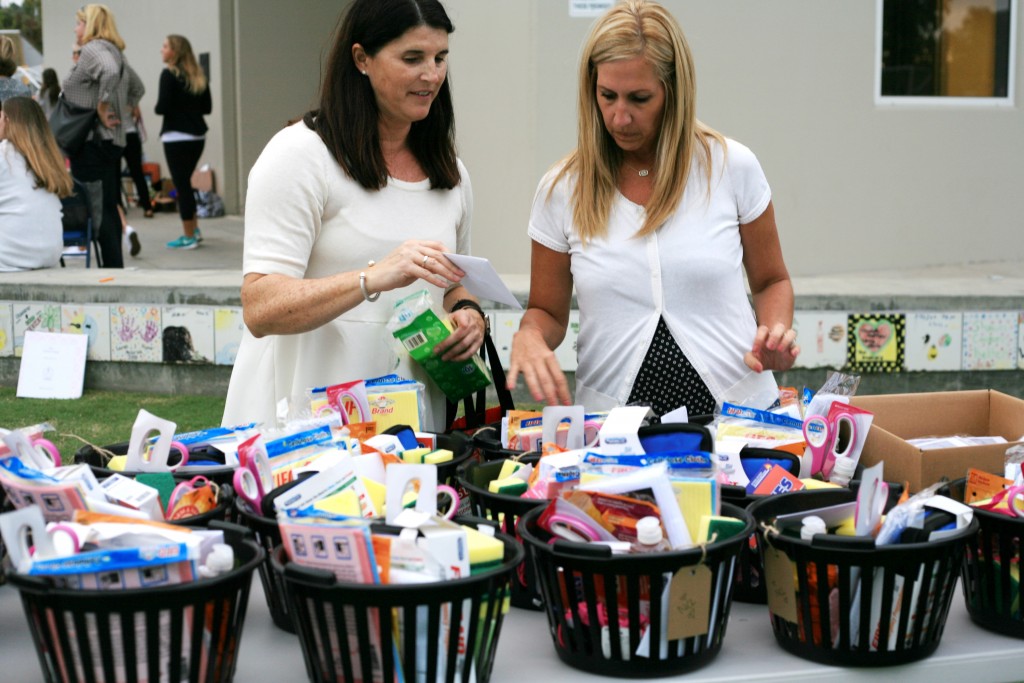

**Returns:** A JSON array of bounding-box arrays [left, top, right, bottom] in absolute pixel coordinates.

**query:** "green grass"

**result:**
[[0, 387, 226, 464]]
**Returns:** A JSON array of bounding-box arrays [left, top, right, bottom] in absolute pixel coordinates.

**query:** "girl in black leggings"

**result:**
[[155, 34, 211, 250]]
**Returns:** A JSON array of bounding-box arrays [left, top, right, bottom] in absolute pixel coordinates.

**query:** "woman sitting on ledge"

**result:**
[[0, 96, 73, 272]]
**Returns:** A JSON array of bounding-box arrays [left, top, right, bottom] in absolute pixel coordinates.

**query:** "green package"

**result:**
[[388, 290, 492, 401]]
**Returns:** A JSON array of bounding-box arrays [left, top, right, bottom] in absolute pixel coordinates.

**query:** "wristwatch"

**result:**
[[449, 299, 489, 335]]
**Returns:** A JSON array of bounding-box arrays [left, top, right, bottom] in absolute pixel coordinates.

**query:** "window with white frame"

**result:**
[[877, 0, 1016, 104]]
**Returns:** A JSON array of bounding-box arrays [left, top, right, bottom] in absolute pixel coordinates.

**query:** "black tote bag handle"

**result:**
[[445, 331, 515, 433]]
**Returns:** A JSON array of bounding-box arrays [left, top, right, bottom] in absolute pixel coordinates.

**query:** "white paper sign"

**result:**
[[16, 331, 88, 399], [443, 253, 522, 309]]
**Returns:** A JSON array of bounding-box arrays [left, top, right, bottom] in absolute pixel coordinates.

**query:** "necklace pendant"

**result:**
[[638, 169, 649, 177]]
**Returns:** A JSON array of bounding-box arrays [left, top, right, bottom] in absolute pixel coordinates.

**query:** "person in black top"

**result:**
[[155, 34, 211, 250]]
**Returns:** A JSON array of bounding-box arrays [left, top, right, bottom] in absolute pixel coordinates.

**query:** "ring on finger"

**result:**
[[421, 254, 429, 266]]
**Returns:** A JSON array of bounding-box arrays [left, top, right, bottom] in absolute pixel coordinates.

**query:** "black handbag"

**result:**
[[49, 94, 96, 155]]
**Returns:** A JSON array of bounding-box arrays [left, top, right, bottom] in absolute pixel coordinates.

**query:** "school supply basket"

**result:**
[[234, 497, 295, 633], [943, 478, 1024, 638], [723, 479, 907, 605], [749, 488, 979, 667], [5, 521, 264, 683], [517, 502, 754, 677], [457, 455, 544, 610], [75, 440, 237, 488], [467, 423, 525, 463], [270, 529, 524, 683]]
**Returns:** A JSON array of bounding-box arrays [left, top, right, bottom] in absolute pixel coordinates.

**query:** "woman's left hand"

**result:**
[[744, 323, 800, 373], [435, 307, 486, 362]]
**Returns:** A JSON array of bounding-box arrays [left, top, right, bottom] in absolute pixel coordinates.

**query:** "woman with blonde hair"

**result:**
[[62, 3, 134, 268], [0, 97, 73, 272], [508, 0, 799, 419], [156, 34, 212, 250], [0, 35, 31, 102]]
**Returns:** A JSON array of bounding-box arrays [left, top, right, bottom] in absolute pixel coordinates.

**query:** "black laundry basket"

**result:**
[[944, 478, 1024, 638], [724, 479, 907, 605], [270, 531, 524, 683], [428, 430, 475, 486], [517, 503, 754, 678], [74, 440, 237, 489], [457, 455, 545, 610], [234, 497, 295, 634], [6, 522, 263, 683], [467, 423, 526, 463], [749, 488, 979, 667]]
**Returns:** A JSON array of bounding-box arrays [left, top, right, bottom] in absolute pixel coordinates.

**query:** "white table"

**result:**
[[1, 577, 1021, 682]]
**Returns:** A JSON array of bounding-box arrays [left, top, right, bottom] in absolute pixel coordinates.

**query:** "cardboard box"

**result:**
[[851, 390, 1024, 492]]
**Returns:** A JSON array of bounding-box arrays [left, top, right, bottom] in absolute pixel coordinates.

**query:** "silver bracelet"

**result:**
[[359, 260, 380, 302]]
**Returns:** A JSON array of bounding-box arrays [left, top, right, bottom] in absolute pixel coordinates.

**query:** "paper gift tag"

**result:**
[[764, 545, 798, 623], [667, 564, 712, 640]]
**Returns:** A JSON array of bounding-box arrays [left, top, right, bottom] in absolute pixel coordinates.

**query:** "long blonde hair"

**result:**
[[166, 35, 207, 95], [1, 97, 73, 197], [77, 4, 126, 51], [552, 0, 724, 243]]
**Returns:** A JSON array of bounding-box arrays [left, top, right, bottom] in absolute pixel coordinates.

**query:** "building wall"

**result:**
[[43, 1, 1024, 277]]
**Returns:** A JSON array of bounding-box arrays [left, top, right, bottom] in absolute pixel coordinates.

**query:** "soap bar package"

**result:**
[[387, 290, 492, 401]]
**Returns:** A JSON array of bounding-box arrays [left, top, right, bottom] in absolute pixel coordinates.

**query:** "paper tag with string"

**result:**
[[667, 564, 711, 640], [764, 545, 798, 623]]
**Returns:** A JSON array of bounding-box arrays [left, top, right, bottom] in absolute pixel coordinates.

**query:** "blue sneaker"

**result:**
[[194, 227, 203, 243], [166, 235, 198, 250]]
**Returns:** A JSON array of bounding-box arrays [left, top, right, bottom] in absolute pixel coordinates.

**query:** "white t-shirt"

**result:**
[[528, 137, 778, 411], [223, 123, 473, 429], [0, 140, 63, 273]]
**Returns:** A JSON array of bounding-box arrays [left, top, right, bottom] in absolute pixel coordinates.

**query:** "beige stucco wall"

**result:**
[[42, 1, 1024, 277]]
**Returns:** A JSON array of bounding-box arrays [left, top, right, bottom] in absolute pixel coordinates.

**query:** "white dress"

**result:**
[[223, 123, 473, 429], [0, 140, 64, 273], [528, 137, 778, 411]]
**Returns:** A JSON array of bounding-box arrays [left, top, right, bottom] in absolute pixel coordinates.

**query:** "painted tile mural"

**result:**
[[846, 313, 906, 373], [0, 302, 12, 357], [904, 312, 963, 372], [62, 304, 112, 362], [110, 305, 162, 362], [962, 311, 1018, 371], [793, 311, 849, 369], [13, 303, 62, 356], [214, 307, 245, 365], [162, 306, 214, 363]]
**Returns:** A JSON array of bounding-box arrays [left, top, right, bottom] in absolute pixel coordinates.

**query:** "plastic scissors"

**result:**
[[976, 485, 1024, 518], [803, 413, 857, 477], [233, 435, 274, 512]]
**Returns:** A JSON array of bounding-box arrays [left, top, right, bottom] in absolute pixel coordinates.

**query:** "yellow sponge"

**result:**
[[697, 515, 747, 544], [424, 449, 453, 464], [488, 477, 527, 496], [362, 477, 386, 517], [800, 478, 841, 490], [401, 448, 430, 464], [313, 489, 362, 516], [497, 460, 521, 480], [464, 525, 504, 568], [107, 455, 128, 471]]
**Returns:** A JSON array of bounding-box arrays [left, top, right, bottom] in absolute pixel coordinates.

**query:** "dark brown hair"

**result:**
[[302, 0, 458, 190]]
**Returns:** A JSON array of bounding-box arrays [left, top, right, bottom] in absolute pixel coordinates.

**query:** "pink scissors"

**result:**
[[233, 435, 274, 512], [803, 413, 857, 478], [976, 485, 1024, 518]]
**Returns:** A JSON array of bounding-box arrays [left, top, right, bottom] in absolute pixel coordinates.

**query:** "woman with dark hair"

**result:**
[[35, 68, 60, 120], [223, 0, 484, 430]]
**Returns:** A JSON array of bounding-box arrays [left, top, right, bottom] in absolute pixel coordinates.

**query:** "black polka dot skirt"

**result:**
[[626, 316, 716, 420]]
